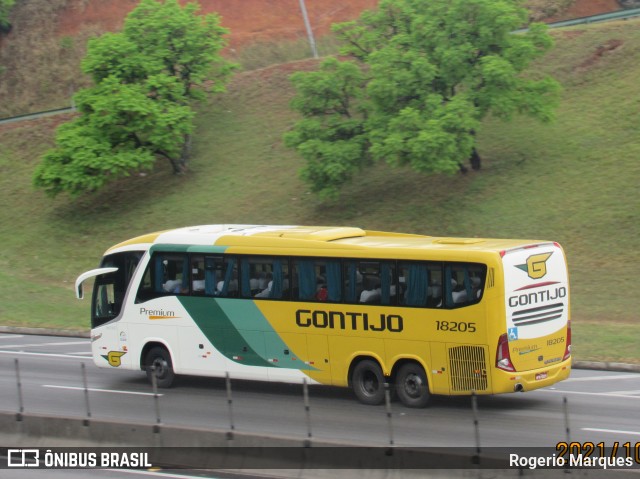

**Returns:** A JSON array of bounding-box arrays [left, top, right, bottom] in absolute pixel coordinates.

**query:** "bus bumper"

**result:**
[[492, 358, 572, 394]]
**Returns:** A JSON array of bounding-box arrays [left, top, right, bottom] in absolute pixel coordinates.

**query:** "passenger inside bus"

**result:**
[[360, 275, 381, 303]]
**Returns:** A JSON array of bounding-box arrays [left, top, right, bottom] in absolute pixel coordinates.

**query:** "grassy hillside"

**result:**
[[0, 20, 638, 363]]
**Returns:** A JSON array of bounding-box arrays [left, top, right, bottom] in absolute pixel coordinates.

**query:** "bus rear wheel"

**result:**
[[145, 346, 175, 388], [396, 363, 430, 408], [352, 359, 385, 405]]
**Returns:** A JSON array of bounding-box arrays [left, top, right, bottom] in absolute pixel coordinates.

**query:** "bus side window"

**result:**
[[240, 256, 289, 300], [191, 255, 206, 294], [216, 257, 238, 297], [428, 264, 443, 308], [345, 261, 395, 306], [399, 262, 442, 308], [400, 262, 426, 307], [159, 255, 190, 294], [343, 261, 363, 303], [444, 263, 487, 308], [135, 253, 189, 302], [203, 256, 215, 296], [292, 259, 341, 302]]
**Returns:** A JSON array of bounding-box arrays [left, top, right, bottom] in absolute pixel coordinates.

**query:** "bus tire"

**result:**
[[352, 359, 385, 405], [396, 362, 430, 408], [145, 346, 175, 388]]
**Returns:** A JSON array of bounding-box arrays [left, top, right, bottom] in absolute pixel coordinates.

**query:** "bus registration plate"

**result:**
[[535, 372, 548, 381]]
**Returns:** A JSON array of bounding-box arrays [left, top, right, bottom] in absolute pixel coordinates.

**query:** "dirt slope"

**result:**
[[549, 0, 620, 20], [0, 0, 623, 116], [49, 0, 625, 46], [54, 0, 379, 49]]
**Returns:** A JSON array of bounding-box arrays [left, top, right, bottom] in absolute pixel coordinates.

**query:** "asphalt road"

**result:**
[[0, 333, 639, 449]]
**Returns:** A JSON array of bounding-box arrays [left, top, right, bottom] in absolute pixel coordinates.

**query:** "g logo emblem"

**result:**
[[517, 252, 553, 279], [102, 351, 126, 367]]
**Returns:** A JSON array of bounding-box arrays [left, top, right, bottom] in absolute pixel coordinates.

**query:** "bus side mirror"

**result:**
[[75, 267, 119, 300]]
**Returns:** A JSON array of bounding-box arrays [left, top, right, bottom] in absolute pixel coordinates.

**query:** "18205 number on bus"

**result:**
[[436, 321, 476, 332]]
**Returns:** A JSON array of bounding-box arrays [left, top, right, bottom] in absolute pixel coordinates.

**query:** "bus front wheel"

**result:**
[[396, 362, 430, 408], [145, 346, 175, 388], [352, 359, 385, 405]]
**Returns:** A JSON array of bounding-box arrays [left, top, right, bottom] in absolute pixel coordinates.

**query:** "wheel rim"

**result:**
[[152, 357, 168, 379], [362, 370, 379, 396], [403, 372, 424, 399]]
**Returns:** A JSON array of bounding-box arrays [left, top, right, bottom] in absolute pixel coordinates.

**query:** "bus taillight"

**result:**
[[563, 321, 572, 361], [496, 333, 515, 372]]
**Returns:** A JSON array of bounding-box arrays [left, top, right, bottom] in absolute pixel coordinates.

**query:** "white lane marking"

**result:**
[[0, 335, 24, 339], [0, 350, 94, 360], [582, 428, 640, 436], [43, 385, 162, 397], [564, 374, 639, 382], [0, 341, 87, 348], [543, 389, 640, 399], [609, 390, 640, 395]]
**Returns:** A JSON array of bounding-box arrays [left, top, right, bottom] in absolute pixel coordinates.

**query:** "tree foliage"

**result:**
[[285, 0, 561, 200], [34, 0, 235, 197], [0, 0, 15, 33]]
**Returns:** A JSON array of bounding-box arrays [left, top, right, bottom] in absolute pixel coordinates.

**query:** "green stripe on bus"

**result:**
[[178, 296, 313, 370], [217, 299, 315, 370]]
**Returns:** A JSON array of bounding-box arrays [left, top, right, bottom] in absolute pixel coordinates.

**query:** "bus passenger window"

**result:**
[[428, 265, 443, 308], [135, 253, 189, 302], [344, 261, 395, 306], [191, 256, 205, 294], [399, 262, 442, 308], [445, 263, 487, 308], [160, 255, 189, 294], [292, 259, 341, 303], [241, 257, 289, 300], [216, 257, 238, 297]]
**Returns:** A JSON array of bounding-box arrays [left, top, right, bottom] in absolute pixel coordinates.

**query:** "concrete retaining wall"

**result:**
[[1, 411, 633, 478]]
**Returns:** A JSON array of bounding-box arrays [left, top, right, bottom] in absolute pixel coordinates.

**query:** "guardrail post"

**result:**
[[81, 362, 91, 426], [225, 372, 235, 441], [150, 366, 162, 433], [471, 390, 481, 465], [563, 396, 571, 443], [384, 383, 394, 447], [303, 378, 312, 447], [563, 396, 572, 474], [14, 359, 24, 421]]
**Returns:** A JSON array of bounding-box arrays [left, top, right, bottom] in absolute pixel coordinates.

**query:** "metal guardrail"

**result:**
[[0, 106, 75, 126], [547, 6, 640, 29], [515, 7, 640, 32]]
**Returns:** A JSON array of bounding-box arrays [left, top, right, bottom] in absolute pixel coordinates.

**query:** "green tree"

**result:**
[[285, 0, 560, 200], [0, 0, 16, 33], [34, 0, 235, 197]]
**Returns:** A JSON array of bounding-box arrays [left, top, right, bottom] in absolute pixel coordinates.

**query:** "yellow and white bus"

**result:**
[[76, 225, 571, 407]]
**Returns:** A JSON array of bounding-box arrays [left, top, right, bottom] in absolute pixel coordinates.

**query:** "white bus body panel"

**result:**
[[91, 293, 319, 384], [502, 243, 569, 341]]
